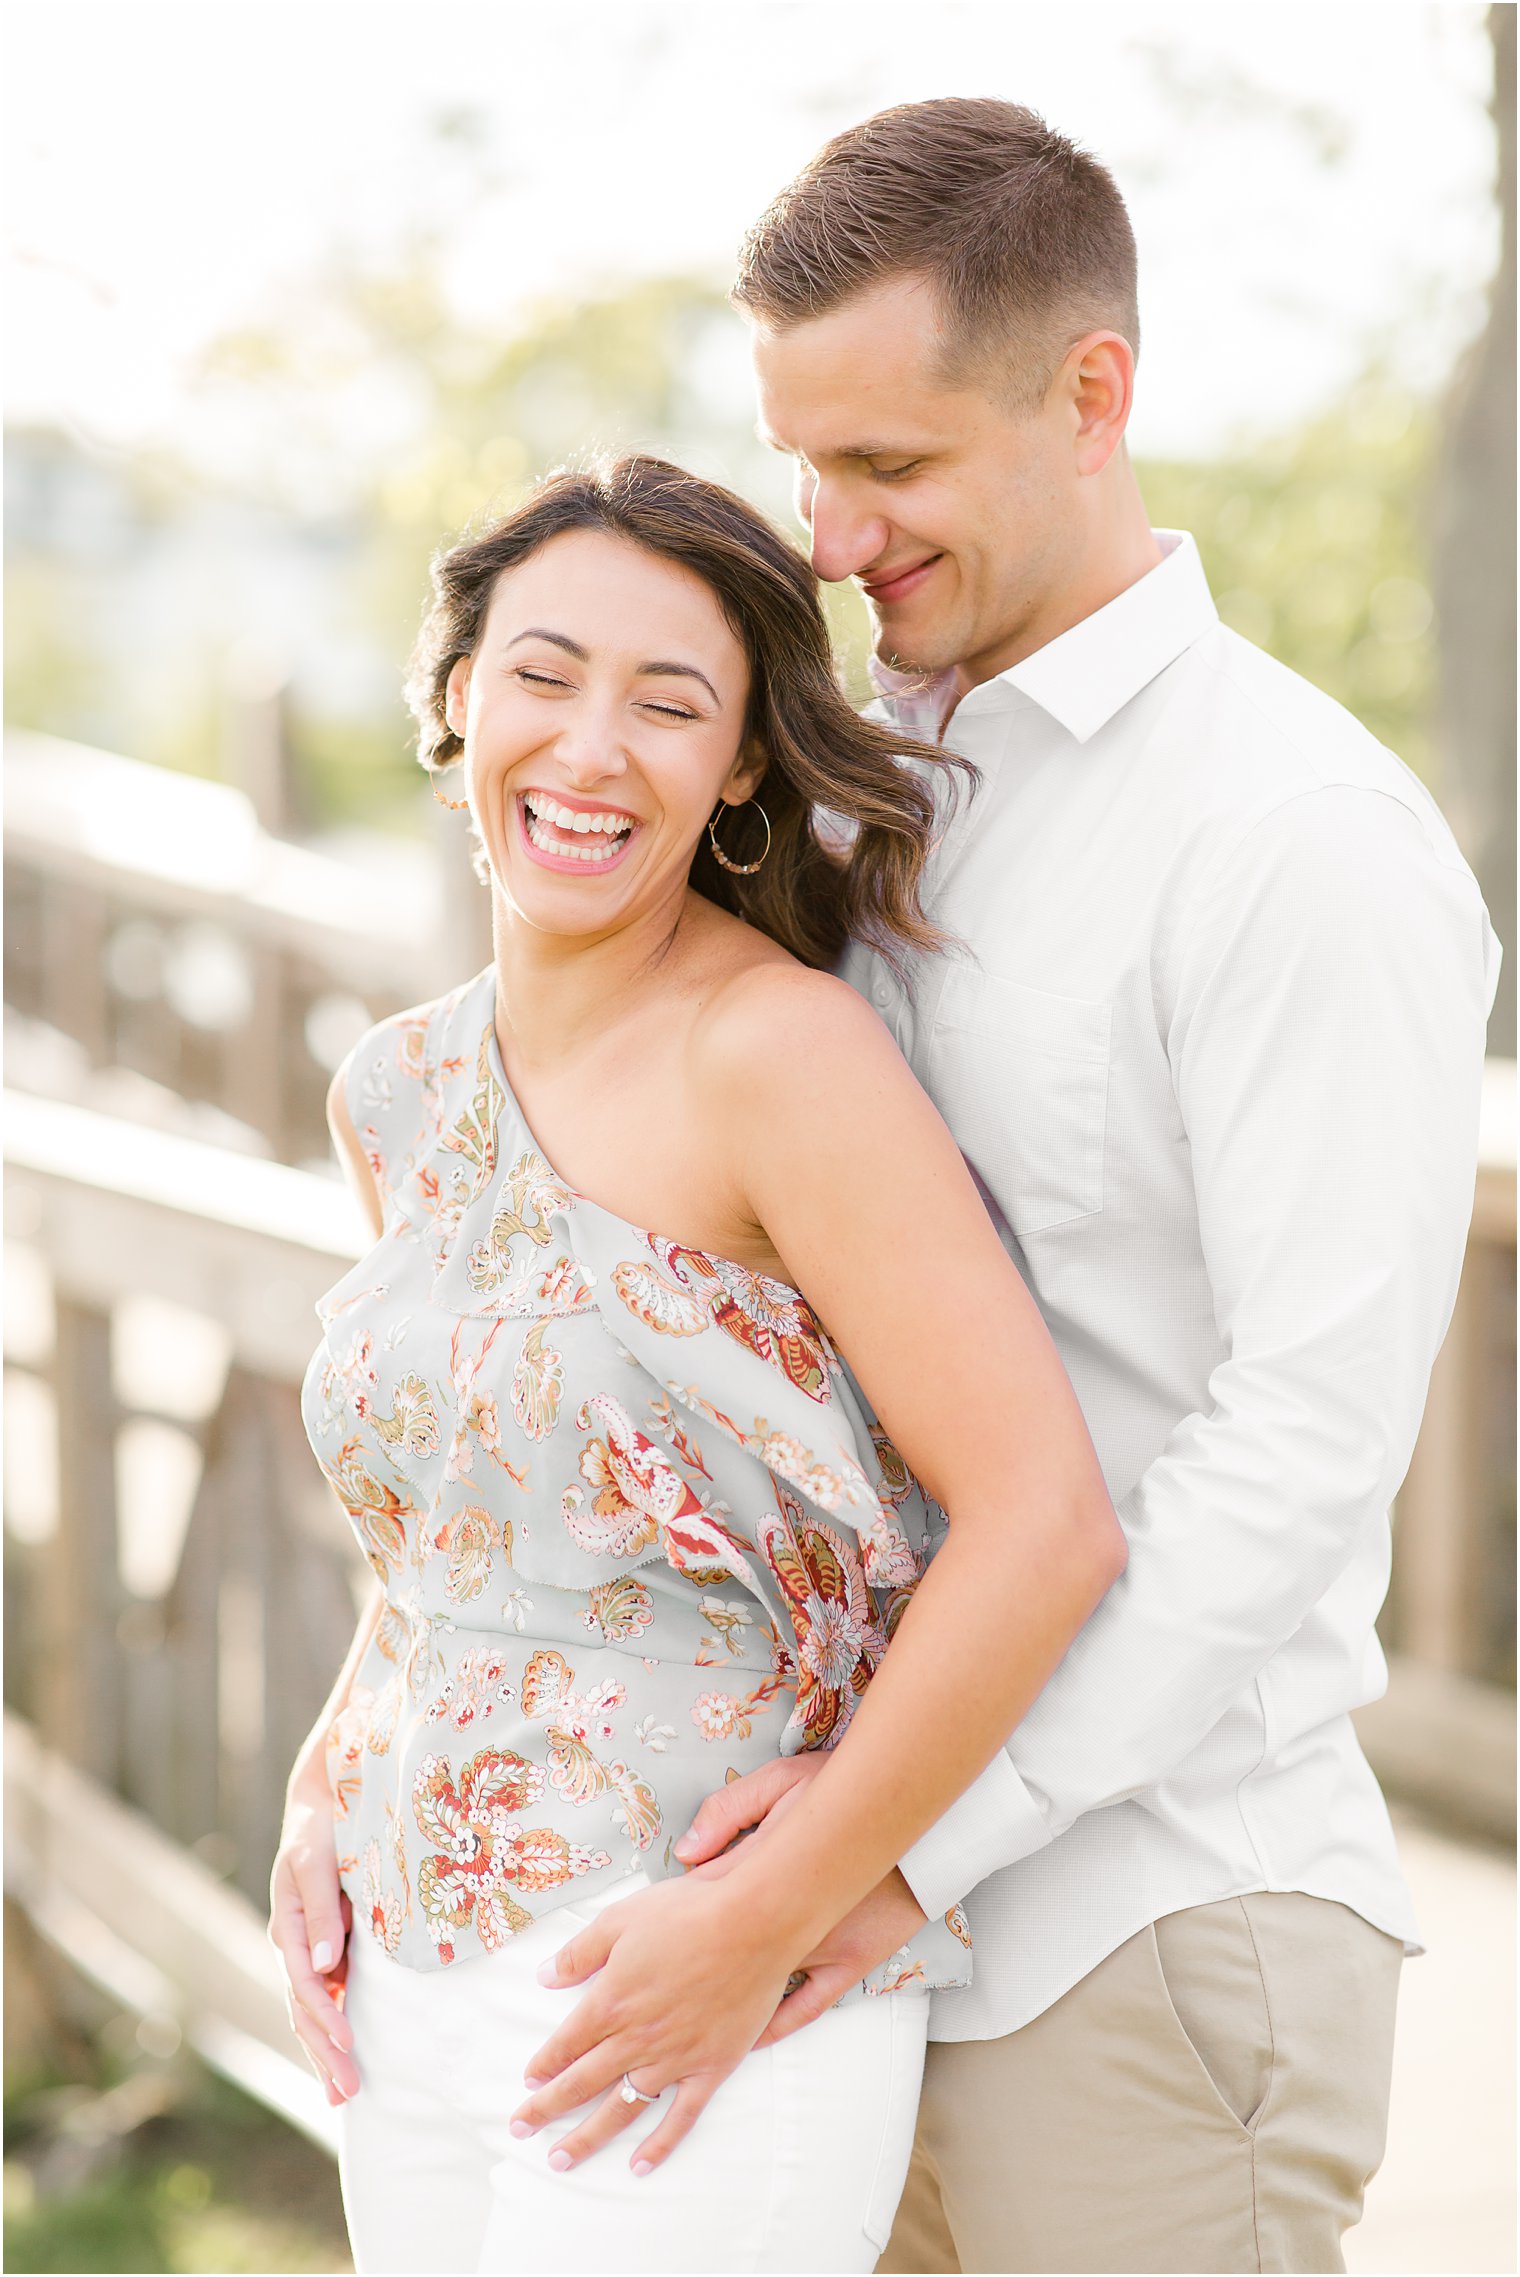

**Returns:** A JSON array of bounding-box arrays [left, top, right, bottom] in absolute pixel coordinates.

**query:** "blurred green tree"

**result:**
[[191, 260, 782, 825], [1430, 2, 1515, 1051], [1136, 380, 1438, 783], [0, 254, 1466, 841]]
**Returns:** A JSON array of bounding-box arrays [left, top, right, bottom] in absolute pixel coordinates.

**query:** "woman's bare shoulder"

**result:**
[[689, 951, 905, 1104]]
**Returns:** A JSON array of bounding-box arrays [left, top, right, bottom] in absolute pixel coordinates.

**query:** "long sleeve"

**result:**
[[900, 783, 1498, 1920]]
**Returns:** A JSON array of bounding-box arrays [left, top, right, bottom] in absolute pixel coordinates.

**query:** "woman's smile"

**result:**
[[516, 787, 644, 874]]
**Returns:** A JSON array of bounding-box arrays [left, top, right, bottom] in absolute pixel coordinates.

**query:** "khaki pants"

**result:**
[[878, 1893, 1402, 2275]]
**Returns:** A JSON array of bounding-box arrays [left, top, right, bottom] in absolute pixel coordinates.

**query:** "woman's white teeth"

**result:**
[[524, 791, 633, 835], [522, 795, 634, 862]]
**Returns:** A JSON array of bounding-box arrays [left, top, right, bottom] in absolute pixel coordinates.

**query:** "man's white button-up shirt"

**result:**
[[846, 530, 1500, 2043]]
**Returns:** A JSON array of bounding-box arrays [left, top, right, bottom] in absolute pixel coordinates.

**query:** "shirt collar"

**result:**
[[869, 530, 1218, 746]]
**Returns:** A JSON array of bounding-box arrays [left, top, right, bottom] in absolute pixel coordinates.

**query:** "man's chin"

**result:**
[[868, 588, 965, 682], [874, 628, 957, 682]]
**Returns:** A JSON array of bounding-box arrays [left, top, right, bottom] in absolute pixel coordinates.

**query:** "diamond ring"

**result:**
[[619, 2072, 658, 2106]]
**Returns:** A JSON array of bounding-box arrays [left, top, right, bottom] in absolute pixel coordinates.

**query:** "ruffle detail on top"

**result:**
[[329, 972, 944, 1731], [307, 968, 970, 1994], [315, 976, 484, 1330], [354, 973, 931, 1600]]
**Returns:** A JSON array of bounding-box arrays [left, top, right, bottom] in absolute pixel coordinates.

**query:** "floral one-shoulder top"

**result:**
[[300, 965, 971, 1996]]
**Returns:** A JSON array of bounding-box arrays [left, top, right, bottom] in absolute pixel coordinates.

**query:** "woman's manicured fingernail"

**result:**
[[522, 2071, 545, 2088], [672, 1833, 695, 1858], [547, 2148, 573, 2172], [632, 2158, 653, 2178], [509, 2119, 534, 2139], [535, 1959, 559, 1986], [312, 1941, 334, 1972]]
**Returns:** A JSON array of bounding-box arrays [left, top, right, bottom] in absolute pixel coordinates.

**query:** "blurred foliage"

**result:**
[[1137, 377, 1438, 785], [4, 558, 111, 745], [6, 263, 1441, 833], [4, 2057, 346, 2274], [200, 260, 779, 682]]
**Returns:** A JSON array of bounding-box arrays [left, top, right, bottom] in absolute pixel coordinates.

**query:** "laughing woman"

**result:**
[[270, 455, 1124, 2276]]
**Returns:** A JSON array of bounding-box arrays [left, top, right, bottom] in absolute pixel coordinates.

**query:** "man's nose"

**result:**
[[807, 480, 892, 586]]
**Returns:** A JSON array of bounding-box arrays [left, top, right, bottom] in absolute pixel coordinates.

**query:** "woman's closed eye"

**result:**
[[514, 668, 698, 723], [640, 699, 700, 723]]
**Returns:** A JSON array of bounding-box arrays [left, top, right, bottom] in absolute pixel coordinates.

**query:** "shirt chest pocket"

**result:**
[[926, 966, 1111, 1237]]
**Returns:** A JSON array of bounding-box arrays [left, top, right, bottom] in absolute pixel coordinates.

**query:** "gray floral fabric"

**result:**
[[301, 966, 971, 1995]]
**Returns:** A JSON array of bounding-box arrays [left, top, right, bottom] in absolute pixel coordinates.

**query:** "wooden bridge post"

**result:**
[[42, 1294, 123, 1781]]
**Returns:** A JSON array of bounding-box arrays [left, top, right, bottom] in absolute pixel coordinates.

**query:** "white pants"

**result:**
[[338, 1871, 929, 2274]]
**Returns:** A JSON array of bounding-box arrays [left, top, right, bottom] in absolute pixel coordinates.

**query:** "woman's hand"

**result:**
[[268, 1764, 357, 2106], [508, 1872, 801, 2176], [674, 1755, 931, 2038]]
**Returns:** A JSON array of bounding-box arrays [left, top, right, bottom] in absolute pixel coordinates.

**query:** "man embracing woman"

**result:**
[[270, 99, 1497, 2277]]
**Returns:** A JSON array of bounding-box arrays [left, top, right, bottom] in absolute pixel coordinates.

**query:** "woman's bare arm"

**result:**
[[267, 1055, 386, 2105], [511, 968, 1124, 2169], [701, 966, 1125, 1928]]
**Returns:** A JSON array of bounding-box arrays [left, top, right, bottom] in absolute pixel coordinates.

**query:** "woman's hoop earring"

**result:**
[[707, 800, 771, 875], [432, 763, 470, 811]]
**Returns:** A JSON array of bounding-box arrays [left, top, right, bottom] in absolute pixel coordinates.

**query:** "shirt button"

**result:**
[[872, 978, 893, 1009]]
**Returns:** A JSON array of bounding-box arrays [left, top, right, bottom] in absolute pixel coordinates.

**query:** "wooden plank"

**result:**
[[39, 875, 111, 1066], [1472, 1166, 1517, 1246], [1355, 1656, 1516, 1842], [224, 938, 288, 1165], [5, 1708, 284, 2042], [1473, 1058, 1516, 1242], [162, 1392, 233, 1852], [1389, 1056, 1515, 1680], [7, 1171, 339, 1382], [5, 1094, 365, 1380], [1395, 1248, 1484, 1672], [3, 1535, 44, 1726], [260, 1398, 355, 1820], [119, 1598, 177, 1837], [3, 1710, 337, 2154], [5, 729, 442, 995], [2, 861, 47, 1017], [43, 1297, 122, 1779], [217, 1371, 283, 1908], [4, 1091, 364, 1253]]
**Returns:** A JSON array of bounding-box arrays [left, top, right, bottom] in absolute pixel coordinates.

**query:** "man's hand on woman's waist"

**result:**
[[678, 1754, 931, 2041], [507, 1756, 929, 2177]]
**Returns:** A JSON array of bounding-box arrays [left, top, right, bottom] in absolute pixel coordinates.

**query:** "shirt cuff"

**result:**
[[898, 1749, 1054, 1920]]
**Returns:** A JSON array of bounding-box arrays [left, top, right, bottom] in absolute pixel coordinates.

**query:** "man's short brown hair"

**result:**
[[733, 97, 1139, 407]]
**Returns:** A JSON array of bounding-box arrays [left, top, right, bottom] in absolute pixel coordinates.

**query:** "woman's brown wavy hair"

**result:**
[[405, 454, 971, 973]]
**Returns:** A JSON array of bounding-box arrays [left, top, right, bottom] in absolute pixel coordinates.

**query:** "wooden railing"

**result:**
[[2, 1097, 376, 2145], [1354, 1058, 1517, 1836], [3, 1093, 367, 1896], [3, 728, 486, 1165], [4, 1712, 338, 2152]]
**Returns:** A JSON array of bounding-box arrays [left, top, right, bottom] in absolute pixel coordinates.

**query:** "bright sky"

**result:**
[[4, 0, 1500, 467]]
